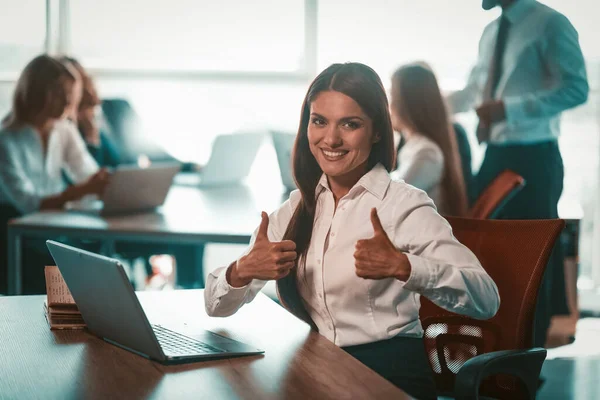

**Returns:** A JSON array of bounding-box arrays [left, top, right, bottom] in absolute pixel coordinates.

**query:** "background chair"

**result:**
[[0, 204, 21, 294], [420, 217, 564, 399], [101, 98, 180, 165], [468, 170, 525, 219], [452, 122, 476, 207]]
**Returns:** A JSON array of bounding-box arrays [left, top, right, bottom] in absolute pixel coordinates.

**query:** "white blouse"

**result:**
[[205, 164, 500, 347], [390, 133, 444, 211], [0, 119, 99, 213]]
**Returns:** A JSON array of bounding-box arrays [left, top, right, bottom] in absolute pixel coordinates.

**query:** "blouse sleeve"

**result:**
[[0, 137, 42, 213], [204, 191, 300, 317], [393, 190, 500, 319], [61, 121, 99, 183]]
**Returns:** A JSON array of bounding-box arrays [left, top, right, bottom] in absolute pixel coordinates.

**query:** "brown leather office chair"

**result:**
[[468, 170, 525, 219], [420, 217, 564, 399]]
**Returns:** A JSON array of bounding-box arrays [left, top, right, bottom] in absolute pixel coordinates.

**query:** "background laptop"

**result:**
[[46, 240, 264, 364], [65, 162, 180, 215], [270, 131, 297, 192], [197, 132, 264, 187]]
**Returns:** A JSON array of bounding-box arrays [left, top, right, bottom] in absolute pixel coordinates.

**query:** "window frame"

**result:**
[[57, 0, 318, 82]]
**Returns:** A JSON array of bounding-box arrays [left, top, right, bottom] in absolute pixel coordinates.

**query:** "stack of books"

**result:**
[[43, 266, 86, 330]]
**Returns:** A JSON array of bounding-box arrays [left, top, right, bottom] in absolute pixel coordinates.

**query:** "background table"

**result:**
[[7, 184, 286, 294], [0, 290, 409, 400]]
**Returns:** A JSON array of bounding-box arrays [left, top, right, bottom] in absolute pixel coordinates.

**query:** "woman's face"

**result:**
[[38, 78, 74, 127], [307, 90, 378, 180]]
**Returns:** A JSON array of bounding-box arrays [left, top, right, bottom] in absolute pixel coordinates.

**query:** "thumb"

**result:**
[[256, 211, 270, 241], [370, 208, 386, 237]]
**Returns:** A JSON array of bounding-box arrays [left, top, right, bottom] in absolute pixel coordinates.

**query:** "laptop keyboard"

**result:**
[[152, 324, 225, 356]]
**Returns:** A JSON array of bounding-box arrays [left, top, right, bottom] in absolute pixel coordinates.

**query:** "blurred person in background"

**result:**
[[59, 56, 121, 168], [390, 63, 468, 216], [0, 55, 109, 293], [447, 0, 589, 347]]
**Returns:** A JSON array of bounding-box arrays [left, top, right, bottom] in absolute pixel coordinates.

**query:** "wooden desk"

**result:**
[[7, 185, 286, 295], [0, 290, 408, 399]]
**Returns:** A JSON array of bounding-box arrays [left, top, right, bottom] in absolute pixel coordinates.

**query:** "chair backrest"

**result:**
[[101, 98, 177, 164], [0, 204, 22, 294], [420, 217, 564, 398], [468, 169, 525, 219]]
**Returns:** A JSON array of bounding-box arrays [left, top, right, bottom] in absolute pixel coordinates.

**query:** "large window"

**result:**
[[317, 0, 500, 90], [69, 0, 312, 76], [0, 0, 47, 113], [0, 0, 46, 78]]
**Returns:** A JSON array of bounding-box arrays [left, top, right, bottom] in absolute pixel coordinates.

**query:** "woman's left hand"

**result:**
[[354, 208, 412, 281]]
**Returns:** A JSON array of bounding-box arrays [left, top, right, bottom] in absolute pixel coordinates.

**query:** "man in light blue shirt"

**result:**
[[448, 0, 589, 348]]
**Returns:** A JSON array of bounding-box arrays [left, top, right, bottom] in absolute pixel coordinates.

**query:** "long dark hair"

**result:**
[[2, 55, 75, 129], [282, 62, 395, 267], [391, 63, 468, 216]]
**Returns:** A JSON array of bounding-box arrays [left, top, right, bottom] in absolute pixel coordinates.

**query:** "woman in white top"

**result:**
[[0, 55, 109, 214], [390, 63, 468, 216], [204, 63, 499, 399], [0, 55, 110, 294]]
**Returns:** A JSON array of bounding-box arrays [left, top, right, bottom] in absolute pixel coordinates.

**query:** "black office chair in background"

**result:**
[[101, 98, 177, 165], [452, 122, 476, 206]]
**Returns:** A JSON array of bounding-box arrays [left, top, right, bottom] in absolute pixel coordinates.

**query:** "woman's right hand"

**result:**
[[228, 212, 297, 287], [83, 168, 111, 196]]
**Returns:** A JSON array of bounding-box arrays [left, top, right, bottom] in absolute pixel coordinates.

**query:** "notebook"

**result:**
[[44, 266, 85, 330]]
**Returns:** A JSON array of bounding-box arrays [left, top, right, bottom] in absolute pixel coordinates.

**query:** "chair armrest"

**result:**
[[454, 348, 546, 400]]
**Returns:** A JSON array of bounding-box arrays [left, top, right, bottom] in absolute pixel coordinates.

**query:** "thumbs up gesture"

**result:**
[[354, 208, 411, 281], [228, 212, 297, 287]]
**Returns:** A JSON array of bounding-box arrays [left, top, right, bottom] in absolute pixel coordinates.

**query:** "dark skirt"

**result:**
[[342, 336, 437, 400]]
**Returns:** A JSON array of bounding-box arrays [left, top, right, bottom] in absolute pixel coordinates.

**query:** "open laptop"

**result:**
[[46, 240, 264, 364], [270, 131, 296, 192], [198, 132, 264, 187], [65, 162, 180, 215]]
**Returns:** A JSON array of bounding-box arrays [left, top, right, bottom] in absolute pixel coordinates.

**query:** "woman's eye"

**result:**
[[311, 117, 325, 126], [343, 121, 361, 129]]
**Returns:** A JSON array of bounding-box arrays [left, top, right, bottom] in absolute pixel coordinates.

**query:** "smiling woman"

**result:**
[[283, 63, 395, 268], [308, 91, 380, 193], [204, 62, 501, 400]]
